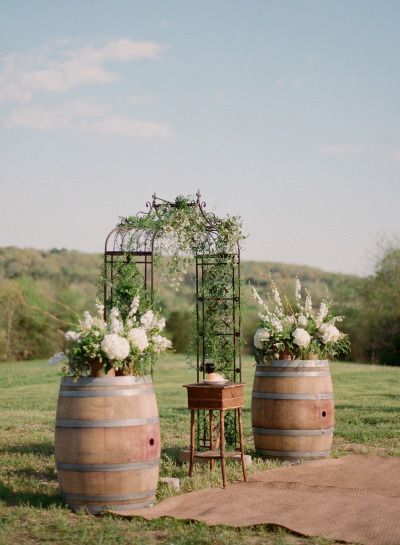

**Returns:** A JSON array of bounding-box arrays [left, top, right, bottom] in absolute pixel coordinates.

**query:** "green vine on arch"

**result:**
[[118, 194, 244, 259], [103, 193, 245, 445]]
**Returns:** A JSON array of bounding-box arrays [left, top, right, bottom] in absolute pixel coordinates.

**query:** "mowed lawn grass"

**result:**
[[0, 355, 399, 545]]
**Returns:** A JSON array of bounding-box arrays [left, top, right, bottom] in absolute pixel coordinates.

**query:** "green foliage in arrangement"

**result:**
[[53, 297, 171, 378], [0, 356, 399, 545], [251, 276, 351, 361]]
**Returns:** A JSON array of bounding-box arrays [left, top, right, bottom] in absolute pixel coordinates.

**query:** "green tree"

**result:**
[[362, 245, 400, 365], [0, 280, 21, 360], [166, 310, 194, 353]]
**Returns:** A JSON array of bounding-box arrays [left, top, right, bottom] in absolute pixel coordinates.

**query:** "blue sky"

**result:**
[[1, 1, 399, 275]]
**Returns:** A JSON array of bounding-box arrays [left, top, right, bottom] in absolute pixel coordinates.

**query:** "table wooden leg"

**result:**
[[219, 410, 226, 488], [209, 410, 214, 470], [238, 407, 247, 482], [189, 409, 195, 477]]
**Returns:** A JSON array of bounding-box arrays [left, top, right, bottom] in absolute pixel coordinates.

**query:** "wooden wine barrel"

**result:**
[[251, 360, 334, 460], [55, 375, 160, 514]]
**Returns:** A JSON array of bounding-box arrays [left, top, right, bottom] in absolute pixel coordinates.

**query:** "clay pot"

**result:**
[[278, 350, 292, 361], [89, 360, 115, 377]]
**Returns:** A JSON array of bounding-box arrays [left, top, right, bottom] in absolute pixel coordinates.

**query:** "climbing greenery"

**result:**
[[104, 194, 245, 446], [118, 194, 244, 258]]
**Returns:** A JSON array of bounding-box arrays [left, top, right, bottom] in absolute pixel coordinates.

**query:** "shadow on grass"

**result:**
[[336, 404, 400, 413], [0, 441, 54, 457], [0, 482, 63, 509], [161, 447, 183, 463], [7, 465, 57, 481], [159, 407, 189, 418]]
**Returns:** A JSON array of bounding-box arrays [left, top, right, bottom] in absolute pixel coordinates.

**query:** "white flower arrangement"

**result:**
[[292, 327, 311, 348], [127, 327, 149, 352], [101, 334, 130, 361], [251, 276, 350, 362], [49, 292, 172, 377]]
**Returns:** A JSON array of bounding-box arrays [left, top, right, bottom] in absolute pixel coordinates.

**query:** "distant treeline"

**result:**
[[0, 246, 399, 365]]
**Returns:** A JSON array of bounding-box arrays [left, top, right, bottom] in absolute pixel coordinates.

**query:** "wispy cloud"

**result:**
[[4, 100, 171, 139], [0, 38, 170, 139], [391, 150, 400, 162], [0, 38, 166, 103], [275, 77, 310, 89], [320, 144, 365, 155], [84, 115, 170, 139]]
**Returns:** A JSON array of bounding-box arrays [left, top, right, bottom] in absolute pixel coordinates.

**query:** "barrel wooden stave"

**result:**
[[251, 361, 334, 460], [57, 465, 159, 506], [55, 424, 160, 464], [254, 375, 333, 395], [56, 396, 158, 420], [55, 376, 160, 514], [251, 398, 334, 429], [252, 429, 333, 453]]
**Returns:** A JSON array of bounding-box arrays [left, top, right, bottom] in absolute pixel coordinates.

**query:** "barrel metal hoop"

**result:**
[[252, 427, 334, 436], [259, 360, 329, 369], [55, 416, 160, 428], [255, 371, 331, 377], [63, 490, 156, 502], [56, 459, 160, 472], [255, 449, 332, 457], [59, 388, 154, 398], [252, 392, 334, 400], [69, 500, 155, 513], [61, 376, 153, 387]]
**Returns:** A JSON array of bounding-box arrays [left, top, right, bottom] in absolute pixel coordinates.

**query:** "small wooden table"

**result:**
[[183, 382, 247, 488]]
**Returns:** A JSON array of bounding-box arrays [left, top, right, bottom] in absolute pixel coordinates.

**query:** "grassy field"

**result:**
[[0, 355, 399, 545]]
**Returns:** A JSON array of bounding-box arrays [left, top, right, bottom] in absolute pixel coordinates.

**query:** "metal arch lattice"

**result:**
[[195, 252, 242, 383], [103, 192, 242, 444], [104, 227, 155, 312]]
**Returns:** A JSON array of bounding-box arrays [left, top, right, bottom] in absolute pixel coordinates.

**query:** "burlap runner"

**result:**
[[124, 455, 400, 545]]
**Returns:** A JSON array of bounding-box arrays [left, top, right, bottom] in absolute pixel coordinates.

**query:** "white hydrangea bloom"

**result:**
[[140, 310, 155, 330], [253, 328, 270, 349], [101, 334, 130, 360], [65, 330, 80, 342], [297, 314, 308, 327], [152, 334, 172, 353], [128, 327, 149, 352], [322, 325, 341, 344], [293, 328, 311, 348]]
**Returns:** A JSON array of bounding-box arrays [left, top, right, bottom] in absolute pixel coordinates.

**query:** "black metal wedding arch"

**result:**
[[103, 191, 242, 386]]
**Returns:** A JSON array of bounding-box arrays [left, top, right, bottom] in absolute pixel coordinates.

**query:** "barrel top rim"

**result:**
[[61, 375, 153, 386], [270, 359, 329, 364], [256, 359, 330, 367]]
